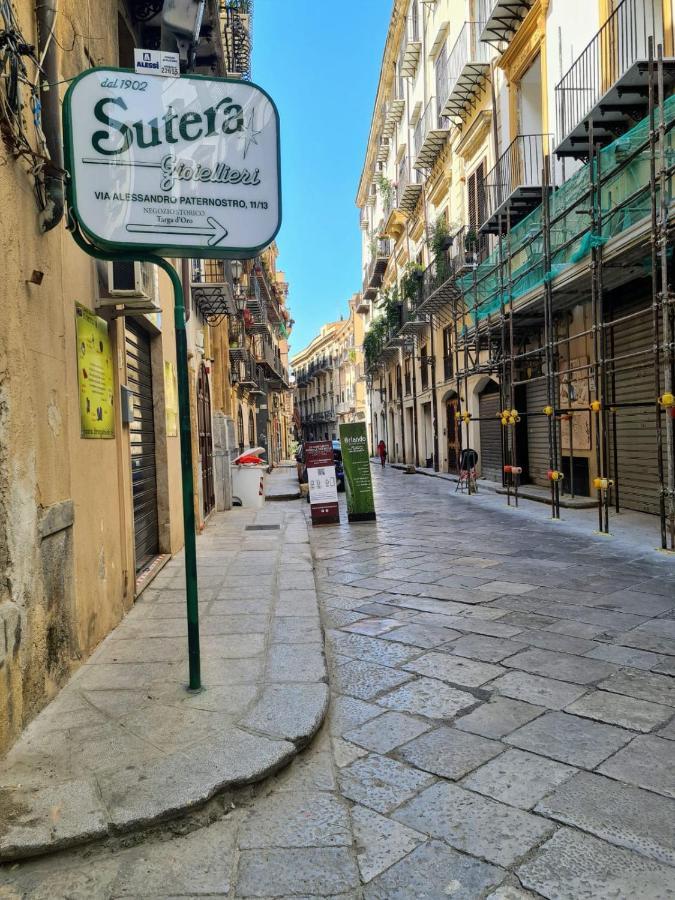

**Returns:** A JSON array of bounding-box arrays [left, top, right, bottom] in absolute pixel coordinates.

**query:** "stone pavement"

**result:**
[[0, 493, 327, 861], [265, 461, 301, 501], [2, 465, 675, 898]]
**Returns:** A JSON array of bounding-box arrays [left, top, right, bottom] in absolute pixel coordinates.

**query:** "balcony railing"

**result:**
[[397, 155, 424, 213], [482, 134, 553, 234], [555, 0, 668, 157], [478, 0, 534, 50], [256, 339, 289, 387], [401, 2, 422, 76], [364, 238, 392, 299], [413, 97, 451, 170], [382, 93, 406, 139], [442, 21, 491, 121]]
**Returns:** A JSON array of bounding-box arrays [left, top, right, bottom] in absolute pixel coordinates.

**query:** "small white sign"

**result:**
[[308, 466, 338, 505], [63, 68, 281, 258], [134, 49, 180, 79]]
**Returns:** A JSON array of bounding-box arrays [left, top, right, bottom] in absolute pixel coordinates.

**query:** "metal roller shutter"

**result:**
[[479, 384, 502, 482], [526, 379, 550, 488], [608, 294, 660, 515], [125, 321, 160, 573]]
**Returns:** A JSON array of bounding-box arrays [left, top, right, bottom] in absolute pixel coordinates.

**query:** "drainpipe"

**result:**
[[411, 346, 420, 467], [36, 0, 64, 232], [430, 313, 439, 471]]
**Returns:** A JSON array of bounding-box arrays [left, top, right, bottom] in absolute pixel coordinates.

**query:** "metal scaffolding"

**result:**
[[366, 44, 675, 550]]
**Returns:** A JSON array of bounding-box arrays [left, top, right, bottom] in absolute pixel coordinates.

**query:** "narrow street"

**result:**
[[2, 465, 675, 899]]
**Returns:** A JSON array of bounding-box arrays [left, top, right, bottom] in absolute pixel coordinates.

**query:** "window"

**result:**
[[443, 326, 454, 381], [404, 356, 412, 395], [237, 405, 245, 452], [467, 161, 486, 235], [248, 409, 255, 446], [420, 345, 429, 390], [435, 45, 449, 126]]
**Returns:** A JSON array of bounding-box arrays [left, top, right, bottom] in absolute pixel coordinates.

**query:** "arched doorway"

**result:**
[[197, 363, 215, 517], [443, 390, 461, 473]]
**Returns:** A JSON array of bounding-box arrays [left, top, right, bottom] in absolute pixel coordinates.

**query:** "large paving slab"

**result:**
[[535, 770, 675, 865], [518, 827, 675, 899], [0, 500, 328, 862], [505, 711, 634, 768], [393, 781, 555, 867]]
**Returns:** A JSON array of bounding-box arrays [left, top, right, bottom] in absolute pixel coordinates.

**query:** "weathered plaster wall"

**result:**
[[0, 0, 184, 753]]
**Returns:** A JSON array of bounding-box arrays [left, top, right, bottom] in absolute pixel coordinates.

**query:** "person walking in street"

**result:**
[[377, 439, 387, 468]]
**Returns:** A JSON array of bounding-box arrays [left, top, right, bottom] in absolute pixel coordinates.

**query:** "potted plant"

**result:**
[[400, 262, 424, 309], [430, 217, 453, 256], [464, 229, 478, 265]]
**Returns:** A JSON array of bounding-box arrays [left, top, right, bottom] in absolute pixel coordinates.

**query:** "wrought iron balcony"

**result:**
[[228, 320, 250, 363], [481, 133, 553, 234], [382, 94, 405, 138], [356, 294, 371, 314], [442, 21, 491, 121], [377, 136, 391, 163], [397, 155, 424, 213], [555, 0, 675, 158], [363, 238, 392, 299], [413, 98, 451, 170], [400, 3, 422, 77], [478, 0, 534, 51], [257, 340, 290, 388], [231, 355, 259, 391], [246, 274, 271, 334], [190, 260, 237, 324]]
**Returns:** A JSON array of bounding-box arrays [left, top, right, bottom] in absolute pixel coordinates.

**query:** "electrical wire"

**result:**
[[0, 0, 52, 210]]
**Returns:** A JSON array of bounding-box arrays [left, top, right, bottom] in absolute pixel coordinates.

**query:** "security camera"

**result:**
[[161, 0, 206, 66]]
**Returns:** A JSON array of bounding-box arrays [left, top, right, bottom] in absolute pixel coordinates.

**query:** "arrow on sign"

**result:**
[[126, 217, 228, 247]]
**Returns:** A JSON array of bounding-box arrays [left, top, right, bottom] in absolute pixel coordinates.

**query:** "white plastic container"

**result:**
[[231, 447, 267, 508]]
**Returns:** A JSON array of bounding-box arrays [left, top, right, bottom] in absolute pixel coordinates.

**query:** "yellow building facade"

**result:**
[[357, 0, 675, 545], [292, 295, 367, 444], [0, 0, 289, 753]]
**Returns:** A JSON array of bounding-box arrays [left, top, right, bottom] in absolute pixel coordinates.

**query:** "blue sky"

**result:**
[[253, 0, 392, 355]]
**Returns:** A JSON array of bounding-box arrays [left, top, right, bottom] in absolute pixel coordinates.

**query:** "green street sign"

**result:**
[[339, 423, 376, 522], [63, 68, 281, 259]]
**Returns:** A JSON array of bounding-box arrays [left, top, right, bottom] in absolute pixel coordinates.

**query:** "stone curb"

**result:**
[[0, 511, 329, 864]]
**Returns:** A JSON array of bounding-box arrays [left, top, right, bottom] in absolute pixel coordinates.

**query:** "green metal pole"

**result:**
[[68, 221, 202, 690], [161, 261, 201, 691]]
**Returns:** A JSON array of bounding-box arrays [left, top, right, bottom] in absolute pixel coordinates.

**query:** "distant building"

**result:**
[[292, 296, 367, 446]]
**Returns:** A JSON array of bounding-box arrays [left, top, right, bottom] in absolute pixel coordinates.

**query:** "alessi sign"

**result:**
[[63, 68, 281, 258]]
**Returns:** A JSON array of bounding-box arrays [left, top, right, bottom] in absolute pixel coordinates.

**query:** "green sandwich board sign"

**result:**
[[339, 423, 376, 522], [63, 67, 281, 258]]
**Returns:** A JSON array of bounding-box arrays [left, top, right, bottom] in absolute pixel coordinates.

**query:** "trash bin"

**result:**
[[231, 447, 267, 508]]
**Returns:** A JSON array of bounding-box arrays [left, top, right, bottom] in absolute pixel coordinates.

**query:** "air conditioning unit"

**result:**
[[107, 261, 151, 298]]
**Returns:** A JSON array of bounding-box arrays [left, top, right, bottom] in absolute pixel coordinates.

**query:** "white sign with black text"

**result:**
[[307, 466, 338, 505], [63, 68, 281, 258], [133, 49, 180, 79]]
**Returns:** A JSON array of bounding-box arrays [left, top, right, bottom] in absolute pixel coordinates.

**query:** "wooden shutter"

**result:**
[[468, 161, 486, 232]]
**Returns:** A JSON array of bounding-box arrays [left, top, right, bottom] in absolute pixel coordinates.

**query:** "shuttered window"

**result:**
[[125, 321, 159, 573], [467, 161, 486, 233]]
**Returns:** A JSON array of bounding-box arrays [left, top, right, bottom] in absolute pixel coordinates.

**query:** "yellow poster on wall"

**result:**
[[164, 360, 178, 437], [75, 303, 115, 439]]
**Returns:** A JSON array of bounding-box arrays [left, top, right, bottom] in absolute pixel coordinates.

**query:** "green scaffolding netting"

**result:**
[[457, 93, 675, 327]]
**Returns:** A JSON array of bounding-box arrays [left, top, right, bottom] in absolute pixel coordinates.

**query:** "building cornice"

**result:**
[[355, 0, 409, 208]]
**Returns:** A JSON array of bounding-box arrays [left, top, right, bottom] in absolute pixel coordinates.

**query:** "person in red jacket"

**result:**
[[377, 439, 387, 468]]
